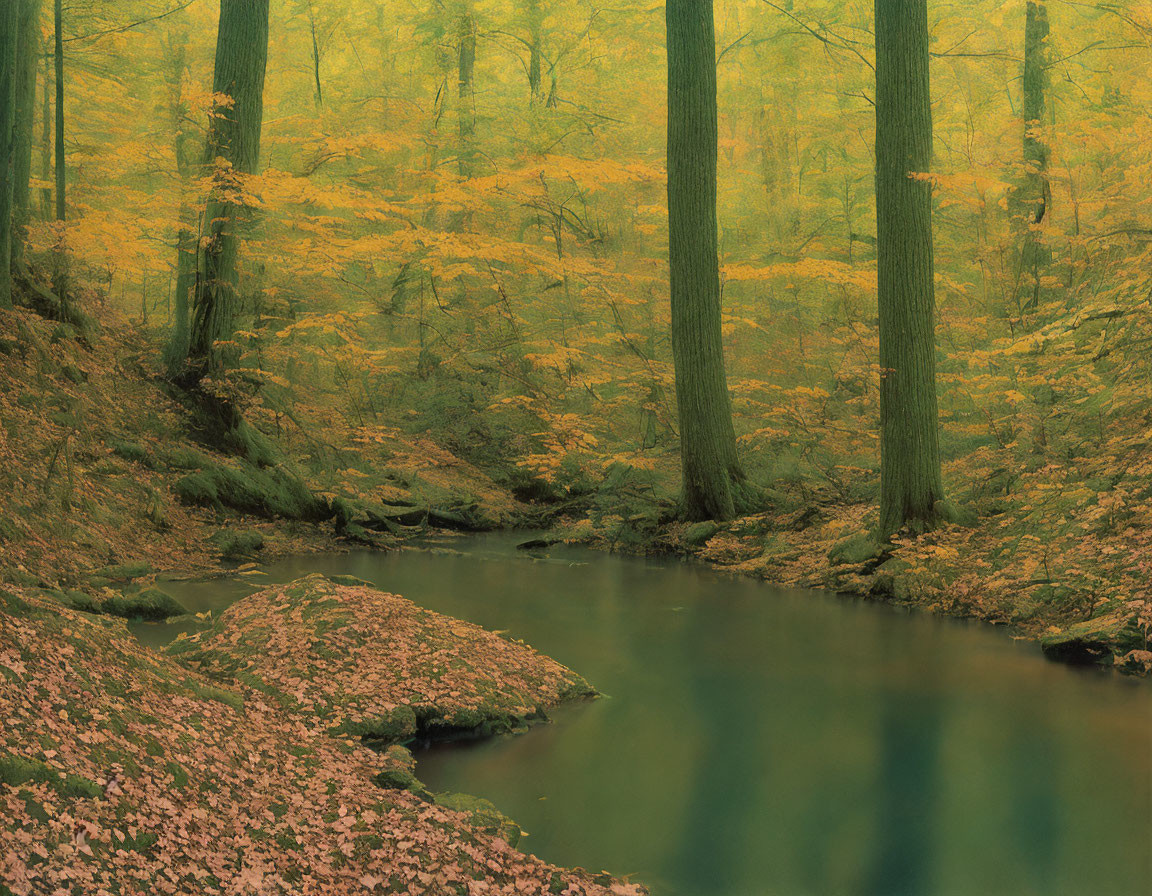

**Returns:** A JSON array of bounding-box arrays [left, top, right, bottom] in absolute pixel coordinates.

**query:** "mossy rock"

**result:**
[[868, 557, 912, 601], [1041, 613, 1148, 665], [327, 575, 375, 588], [95, 561, 153, 582], [683, 521, 720, 547], [175, 461, 330, 522], [434, 792, 521, 846], [828, 533, 883, 567], [210, 529, 265, 560], [372, 767, 431, 800], [103, 588, 188, 621], [934, 499, 978, 528], [0, 751, 101, 799], [54, 589, 98, 613], [335, 705, 417, 743]]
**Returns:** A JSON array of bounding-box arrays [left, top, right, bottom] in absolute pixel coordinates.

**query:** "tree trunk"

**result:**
[[308, 0, 322, 107], [448, 5, 475, 232], [52, 0, 62, 222], [457, 7, 476, 180], [38, 47, 49, 218], [12, 0, 39, 270], [186, 0, 270, 377], [0, 0, 18, 308], [1018, 0, 1051, 311], [164, 27, 197, 374], [527, 0, 542, 104], [875, 0, 944, 537], [666, 0, 744, 522]]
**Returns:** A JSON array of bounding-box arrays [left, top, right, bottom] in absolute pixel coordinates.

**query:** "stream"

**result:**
[[133, 533, 1152, 896]]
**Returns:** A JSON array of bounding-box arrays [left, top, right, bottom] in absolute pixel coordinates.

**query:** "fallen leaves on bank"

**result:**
[[0, 582, 644, 895]]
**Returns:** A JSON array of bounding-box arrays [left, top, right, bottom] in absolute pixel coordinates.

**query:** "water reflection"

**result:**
[[141, 534, 1152, 896]]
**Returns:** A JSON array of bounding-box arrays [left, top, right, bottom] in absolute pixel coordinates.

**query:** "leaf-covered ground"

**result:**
[[0, 582, 643, 896], [168, 574, 595, 741]]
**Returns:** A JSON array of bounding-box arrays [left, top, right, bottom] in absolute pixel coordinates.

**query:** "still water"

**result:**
[[139, 534, 1152, 896]]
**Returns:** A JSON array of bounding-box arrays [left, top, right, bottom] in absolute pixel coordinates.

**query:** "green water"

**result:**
[[139, 534, 1152, 896]]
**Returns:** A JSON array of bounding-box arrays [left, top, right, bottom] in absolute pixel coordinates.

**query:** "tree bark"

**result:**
[[875, 0, 944, 536], [164, 26, 197, 374], [457, 7, 476, 180], [0, 0, 18, 308], [38, 47, 49, 218], [666, 0, 744, 522], [186, 0, 270, 376], [527, 0, 542, 104], [1018, 0, 1051, 310], [307, 0, 322, 107], [52, 0, 62, 222], [12, 0, 38, 270]]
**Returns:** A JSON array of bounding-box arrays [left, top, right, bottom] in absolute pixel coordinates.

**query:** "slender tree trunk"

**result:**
[[448, 4, 476, 232], [527, 0, 542, 104], [875, 0, 944, 537], [457, 7, 475, 180], [38, 47, 49, 218], [52, 0, 62, 222], [307, 1, 322, 107], [666, 0, 744, 522], [0, 0, 18, 308], [12, 0, 38, 270], [1018, 0, 1051, 311], [186, 0, 270, 377], [164, 29, 196, 374]]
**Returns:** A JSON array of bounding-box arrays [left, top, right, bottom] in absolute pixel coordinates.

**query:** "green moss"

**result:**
[[433, 792, 521, 846], [209, 529, 265, 559], [102, 588, 187, 621], [828, 533, 883, 567], [372, 767, 431, 800], [0, 751, 101, 799], [326, 575, 374, 588], [175, 461, 330, 522], [3, 569, 41, 587], [111, 441, 150, 466], [166, 761, 190, 789], [188, 682, 244, 712], [95, 561, 153, 582], [113, 829, 159, 855], [163, 446, 210, 471], [336, 705, 417, 742], [1041, 612, 1147, 665], [683, 520, 720, 547], [17, 789, 50, 823]]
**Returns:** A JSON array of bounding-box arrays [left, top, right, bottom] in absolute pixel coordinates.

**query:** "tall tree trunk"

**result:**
[[307, 0, 322, 107], [38, 47, 49, 218], [527, 0, 542, 104], [0, 0, 18, 308], [448, 5, 475, 232], [666, 0, 744, 522], [457, 7, 476, 180], [12, 0, 38, 270], [52, 0, 62, 222], [875, 0, 944, 537], [1018, 0, 1051, 311], [164, 28, 197, 375], [186, 0, 270, 377]]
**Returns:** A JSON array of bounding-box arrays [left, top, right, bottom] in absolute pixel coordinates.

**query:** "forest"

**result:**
[[0, 0, 1150, 894]]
